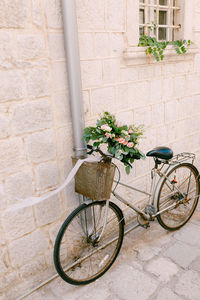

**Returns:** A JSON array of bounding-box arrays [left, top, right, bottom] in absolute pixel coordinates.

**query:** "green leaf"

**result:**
[[125, 166, 131, 175], [175, 47, 181, 55]]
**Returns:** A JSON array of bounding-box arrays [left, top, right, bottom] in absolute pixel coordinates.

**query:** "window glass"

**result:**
[[139, 0, 180, 41]]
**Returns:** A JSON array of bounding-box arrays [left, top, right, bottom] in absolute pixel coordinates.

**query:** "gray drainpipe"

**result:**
[[61, 0, 87, 158]]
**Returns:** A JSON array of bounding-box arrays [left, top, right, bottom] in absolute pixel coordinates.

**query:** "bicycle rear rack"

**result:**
[[168, 152, 195, 165]]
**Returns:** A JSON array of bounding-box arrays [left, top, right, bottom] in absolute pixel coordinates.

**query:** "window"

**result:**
[[139, 0, 180, 41]]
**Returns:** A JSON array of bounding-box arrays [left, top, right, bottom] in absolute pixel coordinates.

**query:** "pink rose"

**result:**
[[118, 138, 125, 144], [105, 132, 111, 138], [128, 129, 133, 134], [123, 140, 128, 145], [127, 142, 134, 148]]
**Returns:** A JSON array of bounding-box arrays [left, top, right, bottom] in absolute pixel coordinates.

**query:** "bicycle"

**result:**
[[53, 146, 200, 285]]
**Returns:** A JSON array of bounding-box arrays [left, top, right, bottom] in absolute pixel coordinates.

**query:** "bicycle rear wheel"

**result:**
[[54, 200, 124, 285], [157, 163, 199, 231]]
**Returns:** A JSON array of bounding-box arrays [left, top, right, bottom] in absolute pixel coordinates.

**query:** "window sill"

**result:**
[[123, 45, 199, 66]]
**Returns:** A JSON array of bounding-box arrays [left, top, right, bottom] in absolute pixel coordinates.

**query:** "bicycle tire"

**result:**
[[54, 200, 124, 285], [157, 163, 199, 231]]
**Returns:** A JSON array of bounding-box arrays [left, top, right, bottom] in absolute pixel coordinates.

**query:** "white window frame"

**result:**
[[139, 0, 181, 41], [126, 0, 194, 47]]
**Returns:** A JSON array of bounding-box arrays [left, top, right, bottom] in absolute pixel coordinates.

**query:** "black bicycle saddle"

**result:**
[[146, 146, 173, 160]]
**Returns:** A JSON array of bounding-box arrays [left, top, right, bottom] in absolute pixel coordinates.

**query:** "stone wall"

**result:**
[[0, 0, 200, 299]]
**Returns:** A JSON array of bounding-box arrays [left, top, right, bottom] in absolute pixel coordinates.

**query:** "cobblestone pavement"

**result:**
[[24, 210, 200, 300]]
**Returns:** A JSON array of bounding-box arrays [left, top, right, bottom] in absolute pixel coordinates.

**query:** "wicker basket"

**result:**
[[72, 157, 116, 200]]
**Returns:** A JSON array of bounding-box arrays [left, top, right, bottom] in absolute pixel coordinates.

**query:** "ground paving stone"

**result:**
[[154, 287, 182, 300], [174, 270, 200, 300], [145, 257, 179, 282], [189, 256, 200, 272], [107, 264, 159, 300], [22, 212, 200, 300], [163, 241, 200, 268], [174, 223, 200, 247]]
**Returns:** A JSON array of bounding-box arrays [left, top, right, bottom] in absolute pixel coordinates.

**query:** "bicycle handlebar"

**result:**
[[87, 145, 113, 162]]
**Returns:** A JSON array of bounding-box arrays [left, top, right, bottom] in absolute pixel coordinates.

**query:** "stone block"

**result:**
[[44, 0, 63, 28], [162, 63, 175, 76], [2, 204, 35, 240], [188, 74, 200, 95], [152, 103, 165, 125], [156, 125, 168, 145], [0, 70, 26, 102], [83, 90, 91, 118], [115, 110, 134, 126], [150, 78, 163, 103], [5, 170, 34, 204], [52, 61, 68, 92], [0, 115, 10, 138], [11, 100, 52, 134], [53, 93, 71, 127], [0, 0, 29, 28], [20, 255, 47, 279], [164, 241, 200, 268], [56, 125, 73, 159], [174, 270, 200, 300], [165, 100, 179, 123], [34, 195, 62, 226], [134, 106, 152, 127], [95, 33, 110, 57], [126, 0, 139, 45], [106, 0, 125, 31], [35, 161, 59, 190], [81, 60, 102, 88], [17, 34, 46, 60], [103, 59, 120, 83], [91, 87, 116, 115], [48, 33, 65, 60], [155, 288, 182, 300], [0, 248, 9, 276], [174, 76, 186, 98], [109, 265, 158, 300], [27, 68, 50, 98], [178, 97, 193, 120], [0, 271, 20, 291], [32, 0, 43, 27], [120, 67, 139, 82], [25, 129, 56, 163], [0, 32, 16, 66], [0, 181, 6, 211], [76, 0, 105, 30], [111, 33, 124, 56], [163, 77, 174, 99], [174, 223, 200, 247], [146, 257, 179, 282], [129, 81, 149, 108], [79, 33, 94, 59], [0, 138, 25, 175], [194, 53, 200, 73], [139, 66, 154, 80], [116, 84, 130, 111], [189, 256, 200, 272], [8, 230, 49, 267]]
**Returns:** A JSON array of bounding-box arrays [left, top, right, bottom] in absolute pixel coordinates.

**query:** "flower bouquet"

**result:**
[[83, 112, 144, 174]]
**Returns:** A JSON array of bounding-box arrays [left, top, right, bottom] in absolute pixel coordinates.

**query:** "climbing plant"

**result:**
[[138, 35, 192, 61], [138, 23, 192, 61]]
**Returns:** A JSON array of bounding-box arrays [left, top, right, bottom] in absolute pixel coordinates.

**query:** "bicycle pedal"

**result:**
[[137, 215, 150, 228], [144, 205, 156, 215]]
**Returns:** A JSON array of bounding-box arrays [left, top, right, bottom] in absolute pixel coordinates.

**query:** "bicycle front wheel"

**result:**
[[157, 163, 199, 231], [54, 200, 124, 285]]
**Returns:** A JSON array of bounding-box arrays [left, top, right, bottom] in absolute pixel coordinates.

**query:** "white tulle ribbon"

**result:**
[[25, 156, 101, 204]]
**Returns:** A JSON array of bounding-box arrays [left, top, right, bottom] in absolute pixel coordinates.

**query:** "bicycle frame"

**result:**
[[114, 152, 196, 217], [112, 162, 168, 220]]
